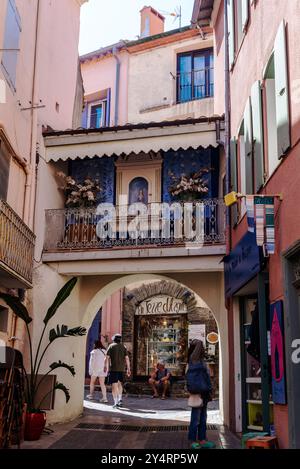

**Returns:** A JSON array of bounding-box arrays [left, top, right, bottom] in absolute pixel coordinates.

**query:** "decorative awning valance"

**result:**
[[43, 118, 224, 162]]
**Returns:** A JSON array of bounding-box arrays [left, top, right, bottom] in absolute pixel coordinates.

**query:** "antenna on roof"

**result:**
[[159, 5, 182, 28]]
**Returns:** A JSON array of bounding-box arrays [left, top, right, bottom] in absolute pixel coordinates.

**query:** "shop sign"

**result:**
[[224, 232, 263, 298], [136, 295, 187, 316], [270, 300, 287, 405]]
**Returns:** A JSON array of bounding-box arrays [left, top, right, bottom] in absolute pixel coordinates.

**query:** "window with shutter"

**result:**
[[230, 137, 238, 225], [274, 20, 290, 157], [251, 81, 264, 191], [81, 104, 88, 129], [1, 0, 21, 91], [243, 98, 253, 194], [241, 0, 249, 32], [0, 139, 11, 201], [227, 0, 235, 67]]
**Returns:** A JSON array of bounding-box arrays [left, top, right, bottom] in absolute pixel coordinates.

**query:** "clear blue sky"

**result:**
[[79, 0, 195, 55]]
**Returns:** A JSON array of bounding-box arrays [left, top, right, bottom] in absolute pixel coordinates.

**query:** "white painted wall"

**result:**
[[128, 36, 215, 124]]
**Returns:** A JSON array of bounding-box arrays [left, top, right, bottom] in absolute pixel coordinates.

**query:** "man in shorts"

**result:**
[[104, 334, 131, 408]]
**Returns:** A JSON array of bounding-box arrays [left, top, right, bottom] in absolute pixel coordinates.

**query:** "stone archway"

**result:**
[[122, 280, 220, 397]]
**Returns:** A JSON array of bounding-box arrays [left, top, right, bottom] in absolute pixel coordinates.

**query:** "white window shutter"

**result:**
[[241, 0, 249, 31], [251, 81, 264, 191], [244, 98, 253, 194], [227, 0, 235, 67], [274, 20, 290, 157]]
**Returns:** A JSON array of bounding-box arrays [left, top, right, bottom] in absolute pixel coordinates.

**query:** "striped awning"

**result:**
[[43, 118, 224, 162]]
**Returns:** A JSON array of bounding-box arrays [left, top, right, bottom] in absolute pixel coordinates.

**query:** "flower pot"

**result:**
[[24, 411, 46, 441]]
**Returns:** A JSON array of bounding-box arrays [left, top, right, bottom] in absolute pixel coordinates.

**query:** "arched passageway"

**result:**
[[41, 272, 228, 427]]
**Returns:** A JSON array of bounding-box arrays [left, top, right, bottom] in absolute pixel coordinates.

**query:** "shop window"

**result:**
[[134, 314, 188, 378], [1, 0, 21, 91]]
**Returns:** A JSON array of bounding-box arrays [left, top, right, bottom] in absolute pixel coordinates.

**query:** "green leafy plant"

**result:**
[[0, 277, 86, 412]]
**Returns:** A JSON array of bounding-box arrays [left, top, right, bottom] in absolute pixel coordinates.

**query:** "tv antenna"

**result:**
[[159, 5, 182, 28]]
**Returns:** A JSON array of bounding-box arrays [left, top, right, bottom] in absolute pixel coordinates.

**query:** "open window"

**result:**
[[263, 21, 290, 176], [81, 89, 111, 129]]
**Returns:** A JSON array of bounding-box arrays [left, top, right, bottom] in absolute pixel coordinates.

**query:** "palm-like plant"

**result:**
[[0, 277, 86, 412]]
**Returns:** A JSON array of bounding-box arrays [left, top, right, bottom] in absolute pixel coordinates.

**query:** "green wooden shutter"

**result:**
[[230, 138, 238, 225], [274, 20, 290, 157], [244, 98, 253, 194], [251, 81, 264, 191], [241, 0, 249, 31], [230, 138, 237, 192], [227, 0, 235, 67]]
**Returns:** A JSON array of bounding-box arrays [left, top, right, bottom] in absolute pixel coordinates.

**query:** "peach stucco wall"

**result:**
[[81, 51, 129, 126], [101, 289, 123, 343]]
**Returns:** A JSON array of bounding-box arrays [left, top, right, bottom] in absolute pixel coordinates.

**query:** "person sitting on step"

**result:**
[[149, 362, 171, 400]]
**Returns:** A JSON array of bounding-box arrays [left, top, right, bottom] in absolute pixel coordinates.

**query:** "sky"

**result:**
[[79, 0, 195, 55]]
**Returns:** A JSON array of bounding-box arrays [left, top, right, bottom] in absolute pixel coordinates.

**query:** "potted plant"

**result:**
[[0, 277, 86, 441], [56, 172, 101, 244], [169, 168, 211, 202], [56, 172, 101, 209]]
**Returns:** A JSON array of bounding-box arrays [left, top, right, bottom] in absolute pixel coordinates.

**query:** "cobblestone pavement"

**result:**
[[19, 393, 241, 450]]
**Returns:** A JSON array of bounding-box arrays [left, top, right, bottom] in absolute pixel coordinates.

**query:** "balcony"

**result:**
[[43, 199, 225, 263], [0, 200, 36, 288], [176, 67, 214, 104]]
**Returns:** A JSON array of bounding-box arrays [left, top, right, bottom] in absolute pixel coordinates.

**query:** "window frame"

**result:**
[[87, 99, 107, 129], [1, 0, 22, 92], [176, 48, 214, 104]]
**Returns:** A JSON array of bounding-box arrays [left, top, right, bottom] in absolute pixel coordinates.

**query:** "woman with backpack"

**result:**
[[186, 339, 215, 449], [87, 339, 108, 403]]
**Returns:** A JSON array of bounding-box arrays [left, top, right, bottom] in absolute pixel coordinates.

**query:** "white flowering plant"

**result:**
[[57, 172, 101, 208], [169, 168, 211, 200]]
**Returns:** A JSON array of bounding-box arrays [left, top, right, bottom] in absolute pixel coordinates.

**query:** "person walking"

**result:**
[[186, 339, 215, 449], [87, 339, 108, 403], [104, 334, 131, 408]]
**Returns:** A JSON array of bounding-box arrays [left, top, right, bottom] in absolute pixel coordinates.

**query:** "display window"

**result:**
[[240, 295, 274, 432], [134, 314, 188, 378]]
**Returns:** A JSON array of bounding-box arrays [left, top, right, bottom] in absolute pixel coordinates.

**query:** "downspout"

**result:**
[[224, 0, 231, 252], [23, 0, 40, 229], [112, 46, 121, 126]]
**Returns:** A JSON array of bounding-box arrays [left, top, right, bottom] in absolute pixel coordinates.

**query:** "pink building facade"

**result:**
[[193, 0, 300, 449]]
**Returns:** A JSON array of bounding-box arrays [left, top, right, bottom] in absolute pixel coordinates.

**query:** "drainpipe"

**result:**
[[112, 46, 121, 126], [24, 0, 40, 229], [224, 0, 231, 253]]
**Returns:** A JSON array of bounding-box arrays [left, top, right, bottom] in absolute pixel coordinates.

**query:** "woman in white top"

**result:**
[[87, 340, 108, 403]]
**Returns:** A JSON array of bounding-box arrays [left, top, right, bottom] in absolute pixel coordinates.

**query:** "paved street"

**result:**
[[19, 393, 241, 450]]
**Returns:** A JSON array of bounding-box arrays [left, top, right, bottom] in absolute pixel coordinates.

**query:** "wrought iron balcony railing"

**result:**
[[43, 199, 225, 252], [0, 200, 36, 287], [177, 67, 214, 103]]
